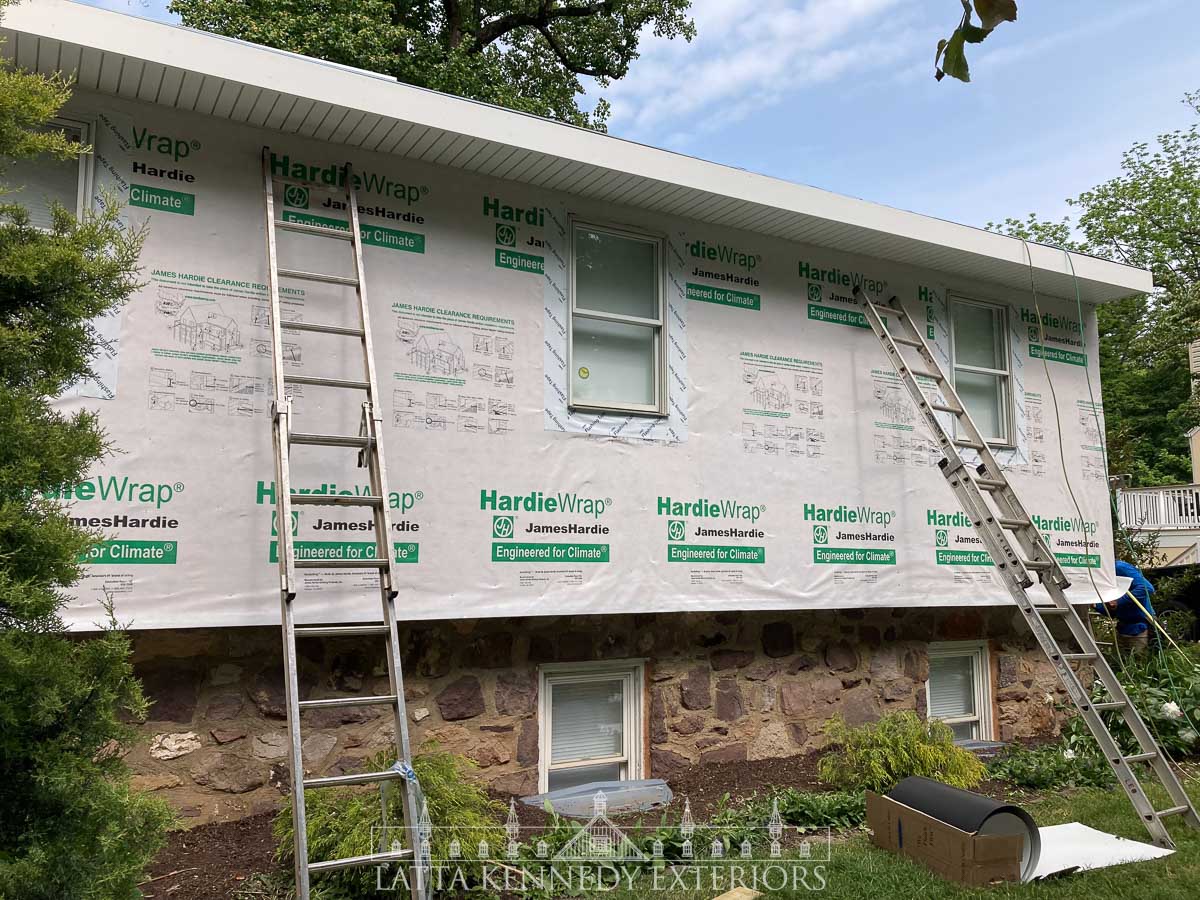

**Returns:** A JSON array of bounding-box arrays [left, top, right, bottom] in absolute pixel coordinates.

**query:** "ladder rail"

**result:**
[[346, 186, 425, 900], [856, 285, 1199, 848], [263, 148, 310, 900], [263, 149, 427, 899]]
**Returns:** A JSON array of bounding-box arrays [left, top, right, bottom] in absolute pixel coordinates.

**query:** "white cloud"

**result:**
[[596, 0, 922, 143]]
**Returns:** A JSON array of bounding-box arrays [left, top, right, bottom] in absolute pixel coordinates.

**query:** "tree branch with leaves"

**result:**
[[935, 0, 1017, 83], [171, 0, 695, 129]]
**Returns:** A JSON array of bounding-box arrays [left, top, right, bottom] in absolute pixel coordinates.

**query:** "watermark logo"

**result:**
[[372, 791, 831, 895], [492, 515, 514, 539]]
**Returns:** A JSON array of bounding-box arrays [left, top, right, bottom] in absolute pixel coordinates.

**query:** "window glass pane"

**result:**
[[950, 721, 978, 741], [956, 370, 1003, 441], [548, 762, 624, 792], [929, 655, 976, 720], [572, 318, 656, 408], [954, 302, 1002, 370], [6, 124, 83, 230], [575, 228, 658, 320], [551, 679, 624, 765]]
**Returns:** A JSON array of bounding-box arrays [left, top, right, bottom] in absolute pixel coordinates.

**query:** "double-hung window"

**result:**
[[568, 221, 667, 416], [927, 641, 992, 741], [950, 296, 1012, 445], [6, 117, 90, 230], [539, 661, 644, 792]]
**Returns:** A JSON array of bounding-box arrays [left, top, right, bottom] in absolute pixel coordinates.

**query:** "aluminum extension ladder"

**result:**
[[261, 148, 429, 898], [854, 284, 1200, 848]]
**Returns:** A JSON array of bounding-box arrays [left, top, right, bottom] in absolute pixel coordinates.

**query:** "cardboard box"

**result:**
[[866, 792, 1024, 886]]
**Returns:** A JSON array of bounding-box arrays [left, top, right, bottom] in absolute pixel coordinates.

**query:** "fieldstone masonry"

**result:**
[[123, 608, 1072, 825]]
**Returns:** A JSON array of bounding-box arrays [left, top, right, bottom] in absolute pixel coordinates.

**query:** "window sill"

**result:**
[[568, 403, 668, 419]]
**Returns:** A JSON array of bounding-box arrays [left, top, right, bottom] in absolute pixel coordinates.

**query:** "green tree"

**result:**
[[0, 4, 172, 895], [170, 0, 695, 129]]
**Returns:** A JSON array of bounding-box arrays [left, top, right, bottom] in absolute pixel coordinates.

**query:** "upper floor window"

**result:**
[[950, 296, 1012, 445], [5, 118, 90, 229], [569, 221, 666, 416]]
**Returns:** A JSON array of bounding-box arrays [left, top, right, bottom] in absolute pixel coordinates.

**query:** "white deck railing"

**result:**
[[1118, 485, 1200, 531]]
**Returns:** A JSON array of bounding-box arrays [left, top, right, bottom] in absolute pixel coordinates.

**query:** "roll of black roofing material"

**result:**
[[887, 776, 1041, 881]]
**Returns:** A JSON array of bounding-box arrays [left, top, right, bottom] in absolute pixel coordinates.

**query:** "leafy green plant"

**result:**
[[1065, 644, 1200, 759], [817, 711, 987, 793], [274, 746, 505, 899], [987, 743, 1113, 790], [774, 788, 867, 833]]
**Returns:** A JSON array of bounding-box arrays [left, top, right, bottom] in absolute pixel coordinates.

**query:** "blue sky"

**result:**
[[79, 0, 1199, 229]]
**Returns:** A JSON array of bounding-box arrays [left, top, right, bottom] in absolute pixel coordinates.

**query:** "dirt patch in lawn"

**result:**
[[141, 811, 281, 900]]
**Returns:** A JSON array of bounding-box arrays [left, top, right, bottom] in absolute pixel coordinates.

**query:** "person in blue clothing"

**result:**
[[1096, 560, 1157, 654]]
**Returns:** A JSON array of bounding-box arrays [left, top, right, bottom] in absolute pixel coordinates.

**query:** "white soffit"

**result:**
[[4, 0, 1152, 304]]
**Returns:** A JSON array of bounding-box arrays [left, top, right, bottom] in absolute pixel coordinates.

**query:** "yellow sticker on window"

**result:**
[[578, 366, 590, 380]]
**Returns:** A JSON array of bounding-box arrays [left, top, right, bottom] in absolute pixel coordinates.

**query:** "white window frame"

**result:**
[[567, 219, 668, 417], [949, 295, 1014, 447], [17, 116, 93, 226], [926, 640, 993, 741], [538, 659, 645, 793]]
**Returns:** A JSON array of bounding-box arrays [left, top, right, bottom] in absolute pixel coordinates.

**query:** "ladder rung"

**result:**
[[289, 493, 384, 508], [1062, 652, 1098, 662], [930, 401, 963, 415], [892, 335, 924, 348], [295, 558, 388, 570], [1022, 558, 1053, 570], [299, 694, 398, 710], [284, 374, 370, 391], [1124, 751, 1158, 764], [1093, 700, 1128, 711], [869, 301, 901, 315], [1156, 805, 1190, 819], [953, 438, 985, 451], [998, 516, 1033, 529], [294, 623, 388, 637], [304, 769, 404, 789], [309, 848, 413, 873], [276, 218, 354, 241], [1033, 605, 1071, 615], [903, 366, 942, 381], [289, 432, 372, 449], [974, 477, 1006, 491], [282, 320, 365, 337], [278, 267, 359, 287]]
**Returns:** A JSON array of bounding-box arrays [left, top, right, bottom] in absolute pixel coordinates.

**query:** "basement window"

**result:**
[[539, 661, 644, 793], [6, 118, 90, 230], [950, 296, 1012, 446], [927, 641, 993, 741], [568, 221, 667, 416]]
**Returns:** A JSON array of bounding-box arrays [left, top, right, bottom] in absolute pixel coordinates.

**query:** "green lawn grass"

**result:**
[[603, 781, 1200, 899]]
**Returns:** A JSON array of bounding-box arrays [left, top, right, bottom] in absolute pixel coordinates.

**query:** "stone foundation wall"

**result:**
[[124, 607, 1070, 825]]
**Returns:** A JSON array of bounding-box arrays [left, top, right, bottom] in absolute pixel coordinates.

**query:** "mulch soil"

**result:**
[[141, 811, 281, 900], [143, 748, 1021, 899]]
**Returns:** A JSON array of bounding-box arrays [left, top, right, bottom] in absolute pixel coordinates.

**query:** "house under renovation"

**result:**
[[10, 1, 1155, 831]]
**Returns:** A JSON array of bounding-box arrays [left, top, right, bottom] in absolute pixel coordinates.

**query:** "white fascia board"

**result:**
[[12, 0, 1153, 300]]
